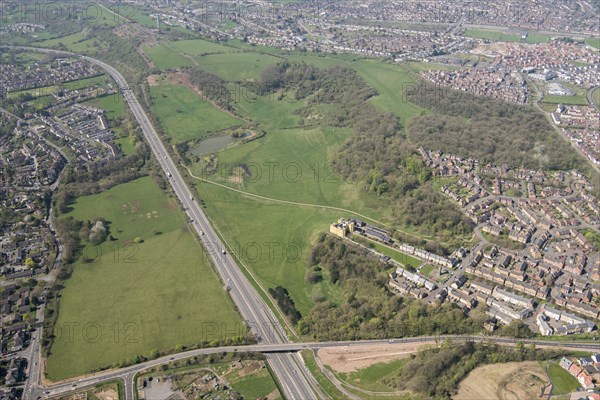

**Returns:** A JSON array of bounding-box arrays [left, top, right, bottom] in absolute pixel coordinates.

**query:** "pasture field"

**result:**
[[526, 34, 550, 43], [46, 177, 242, 380], [194, 126, 387, 218], [585, 37, 600, 49], [149, 77, 243, 143], [169, 39, 241, 56]]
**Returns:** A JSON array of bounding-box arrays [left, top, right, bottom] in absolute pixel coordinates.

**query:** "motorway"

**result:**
[[11, 46, 321, 400]]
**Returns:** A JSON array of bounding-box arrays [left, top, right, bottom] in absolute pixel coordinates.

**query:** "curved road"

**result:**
[[34, 335, 600, 399]]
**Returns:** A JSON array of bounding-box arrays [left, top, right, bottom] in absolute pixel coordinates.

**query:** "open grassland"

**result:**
[[196, 180, 343, 316], [46, 177, 242, 380], [143, 44, 195, 69], [338, 358, 408, 393], [149, 76, 243, 143], [350, 61, 424, 126], [455, 361, 550, 400], [547, 362, 581, 395], [194, 126, 387, 219], [229, 367, 281, 399], [464, 29, 503, 41], [194, 52, 283, 81]]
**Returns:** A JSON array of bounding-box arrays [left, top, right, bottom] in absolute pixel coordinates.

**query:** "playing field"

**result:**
[[149, 76, 243, 143], [46, 177, 242, 380], [542, 95, 588, 105]]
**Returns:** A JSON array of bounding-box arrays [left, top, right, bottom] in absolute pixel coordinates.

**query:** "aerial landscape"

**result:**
[[0, 0, 599, 399]]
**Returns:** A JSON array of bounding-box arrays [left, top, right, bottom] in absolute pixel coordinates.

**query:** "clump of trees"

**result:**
[[298, 235, 483, 340], [186, 67, 233, 111], [406, 82, 588, 172], [269, 286, 302, 324]]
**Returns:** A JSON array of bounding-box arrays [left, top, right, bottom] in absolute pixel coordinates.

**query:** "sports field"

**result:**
[[46, 177, 242, 380]]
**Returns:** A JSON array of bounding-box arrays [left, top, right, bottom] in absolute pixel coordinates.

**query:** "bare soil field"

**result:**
[[454, 361, 550, 400], [318, 342, 433, 373]]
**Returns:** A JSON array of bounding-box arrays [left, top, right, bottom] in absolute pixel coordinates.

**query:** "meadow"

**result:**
[[46, 177, 242, 380], [149, 76, 243, 143]]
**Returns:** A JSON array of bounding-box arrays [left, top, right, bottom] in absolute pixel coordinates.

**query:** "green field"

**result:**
[[149, 77, 243, 143], [229, 367, 281, 399], [591, 88, 600, 107], [542, 95, 588, 105], [526, 34, 550, 44], [464, 29, 502, 41], [83, 92, 126, 121], [36, 32, 106, 53], [585, 37, 600, 49], [548, 362, 581, 395], [350, 61, 424, 126], [8, 75, 108, 101], [194, 52, 282, 81], [463, 29, 548, 43], [339, 358, 408, 392], [143, 44, 195, 70], [46, 177, 242, 380], [115, 137, 136, 156], [196, 180, 342, 316]]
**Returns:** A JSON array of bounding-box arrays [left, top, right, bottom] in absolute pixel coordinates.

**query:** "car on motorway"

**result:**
[[222, 250, 227, 255], [166, 172, 172, 177]]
